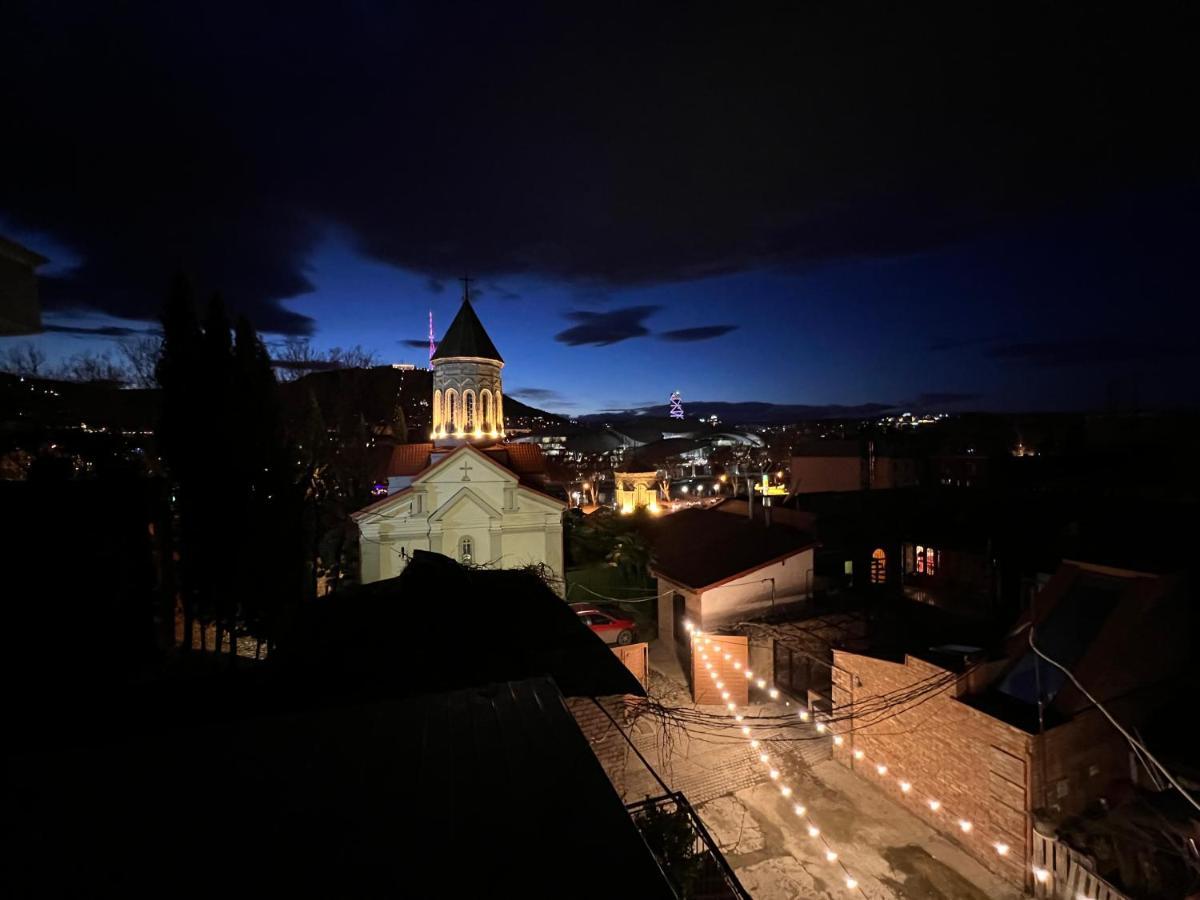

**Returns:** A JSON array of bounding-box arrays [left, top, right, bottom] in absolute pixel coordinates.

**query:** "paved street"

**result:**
[[623, 641, 1022, 900]]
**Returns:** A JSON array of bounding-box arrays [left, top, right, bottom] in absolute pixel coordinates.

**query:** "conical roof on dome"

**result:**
[[432, 298, 503, 363]]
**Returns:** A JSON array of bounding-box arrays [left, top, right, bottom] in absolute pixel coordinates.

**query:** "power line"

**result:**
[[1026, 628, 1200, 815]]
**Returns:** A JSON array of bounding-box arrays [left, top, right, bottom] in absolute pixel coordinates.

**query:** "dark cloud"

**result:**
[[554, 306, 660, 347], [399, 339, 432, 349], [913, 392, 982, 406], [507, 386, 576, 407], [658, 325, 738, 342], [1, 4, 1192, 332], [928, 335, 1006, 353], [987, 339, 1200, 367], [43, 323, 160, 338], [426, 278, 445, 294], [487, 282, 521, 301]]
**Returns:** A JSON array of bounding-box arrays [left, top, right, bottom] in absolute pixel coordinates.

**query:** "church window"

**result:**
[[433, 390, 442, 429], [480, 389, 493, 431], [870, 548, 886, 584], [444, 390, 458, 430], [464, 390, 476, 430], [459, 536, 474, 564]]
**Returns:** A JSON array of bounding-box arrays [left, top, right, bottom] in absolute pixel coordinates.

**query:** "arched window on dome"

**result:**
[[444, 389, 458, 432], [432, 390, 442, 430], [870, 548, 887, 584], [463, 390, 476, 431], [480, 389, 493, 431], [494, 390, 504, 432]]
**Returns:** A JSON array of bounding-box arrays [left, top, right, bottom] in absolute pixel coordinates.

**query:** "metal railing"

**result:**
[[626, 791, 752, 900]]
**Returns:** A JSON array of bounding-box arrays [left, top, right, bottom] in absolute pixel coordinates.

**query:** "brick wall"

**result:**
[[566, 694, 632, 798], [832, 651, 1032, 888]]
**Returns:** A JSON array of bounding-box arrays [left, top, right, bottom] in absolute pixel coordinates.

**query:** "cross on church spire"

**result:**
[[460, 275, 473, 303]]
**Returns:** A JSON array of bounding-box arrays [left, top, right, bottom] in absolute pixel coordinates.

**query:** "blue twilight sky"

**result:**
[[2, 4, 1197, 414]]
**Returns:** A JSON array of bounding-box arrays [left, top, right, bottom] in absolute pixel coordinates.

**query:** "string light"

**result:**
[[699, 637, 869, 896], [1033, 866, 1050, 883], [994, 843, 1009, 856], [833, 735, 844, 746], [853, 749, 865, 760], [875, 764, 888, 776], [958, 820, 973, 833], [928, 800, 941, 812]]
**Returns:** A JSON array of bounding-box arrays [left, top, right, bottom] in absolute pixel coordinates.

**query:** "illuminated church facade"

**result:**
[[353, 294, 565, 591]]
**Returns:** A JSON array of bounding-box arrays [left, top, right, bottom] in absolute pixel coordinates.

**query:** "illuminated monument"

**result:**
[[429, 283, 505, 443], [669, 390, 685, 420]]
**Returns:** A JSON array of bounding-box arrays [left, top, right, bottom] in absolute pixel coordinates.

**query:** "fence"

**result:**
[[612, 641, 649, 690], [1032, 831, 1130, 900]]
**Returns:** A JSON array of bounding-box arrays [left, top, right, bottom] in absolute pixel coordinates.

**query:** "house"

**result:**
[[7, 553, 705, 899], [0, 235, 47, 335], [354, 442, 566, 589], [827, 560, 1189, 891], [789, 440, 865, 493], [651, 508, 817, 669]]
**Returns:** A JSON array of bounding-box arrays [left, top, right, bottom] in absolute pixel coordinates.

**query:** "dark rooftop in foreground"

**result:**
[[9, 553, 666, 897], [647, 507, 818, 591], [10, 676, 675, 898]]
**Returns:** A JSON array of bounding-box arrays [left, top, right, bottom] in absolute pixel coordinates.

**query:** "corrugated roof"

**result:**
[[648, 508, 817, 591], [431, 298, 503, 362]]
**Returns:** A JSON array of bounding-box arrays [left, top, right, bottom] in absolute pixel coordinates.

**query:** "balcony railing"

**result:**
[[626, 791, 752, 900]]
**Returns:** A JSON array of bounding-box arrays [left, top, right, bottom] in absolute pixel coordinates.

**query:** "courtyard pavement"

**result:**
[[623, 640, 1022, 900]]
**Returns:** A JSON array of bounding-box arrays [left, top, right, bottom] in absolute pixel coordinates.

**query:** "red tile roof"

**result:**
[[383, 442, 435, 477], [484, 442, 546, 475]]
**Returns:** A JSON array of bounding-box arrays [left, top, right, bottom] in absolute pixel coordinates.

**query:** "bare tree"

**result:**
[[272, 340, 379, 381], [53, 350, 129, 384], [2, 342, 47, 376], [326, 344, 378, 369], [117, 335, 163, 388]]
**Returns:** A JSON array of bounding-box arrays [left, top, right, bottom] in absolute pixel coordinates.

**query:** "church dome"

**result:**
[[430, 294, 504, 442], [431, 297, 503, 363]]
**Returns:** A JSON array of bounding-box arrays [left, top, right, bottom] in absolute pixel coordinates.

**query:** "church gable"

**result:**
[[429, 485, 503, 525], [415, 445, 517, 488]]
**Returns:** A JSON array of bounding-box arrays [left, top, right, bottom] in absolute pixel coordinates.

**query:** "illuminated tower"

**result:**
[[669, 390, 685, 420], [429, 280, 504, 442]]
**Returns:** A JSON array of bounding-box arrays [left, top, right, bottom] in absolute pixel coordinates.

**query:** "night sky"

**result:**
[[2, 3, 1197, 414]]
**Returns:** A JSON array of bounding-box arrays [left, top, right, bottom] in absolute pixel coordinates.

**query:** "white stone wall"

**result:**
[[356, 447, 565, 593]]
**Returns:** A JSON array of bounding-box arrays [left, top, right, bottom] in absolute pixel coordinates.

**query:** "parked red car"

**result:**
[[570, 602, 637, 646]]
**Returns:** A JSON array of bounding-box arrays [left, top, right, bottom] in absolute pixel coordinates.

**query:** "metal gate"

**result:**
[[773, 641, 831, 702]]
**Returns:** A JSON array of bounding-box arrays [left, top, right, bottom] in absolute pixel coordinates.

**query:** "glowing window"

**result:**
[[870, 548, 886, 584], [916, 545, 926, 574]]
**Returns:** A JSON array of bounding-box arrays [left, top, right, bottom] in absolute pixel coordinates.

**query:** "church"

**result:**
[[352, 294, 566, 590]]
